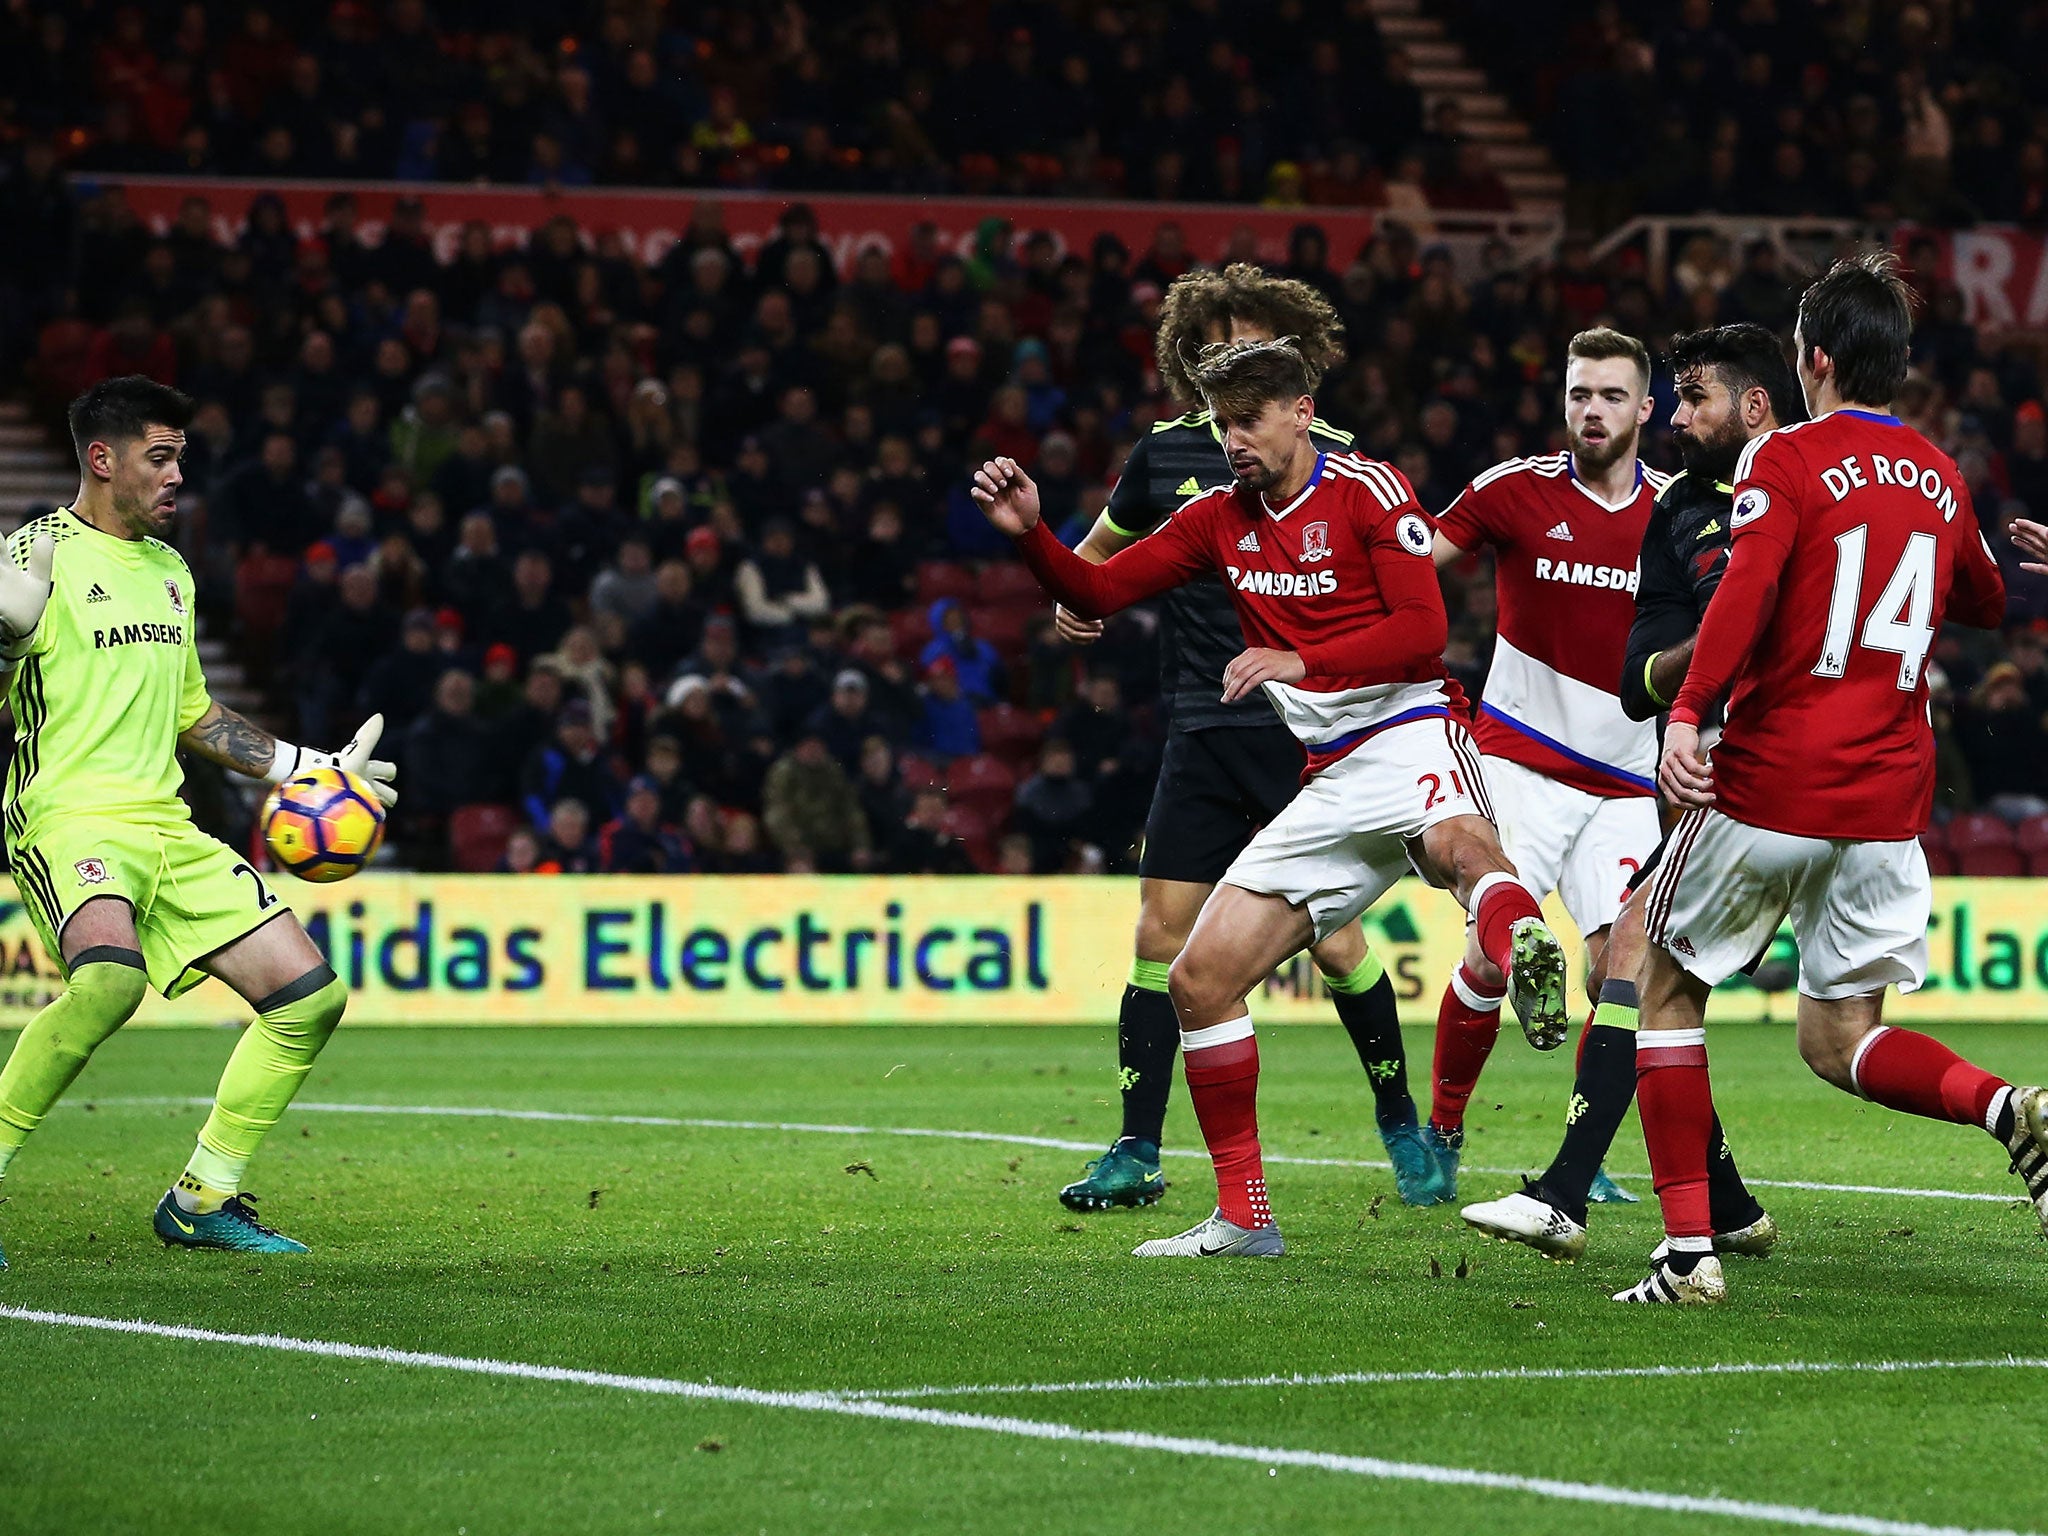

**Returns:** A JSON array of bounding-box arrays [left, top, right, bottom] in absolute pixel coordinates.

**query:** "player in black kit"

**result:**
[[1054, 265, 1445, 1213], [1462, 324, 1793, 1261]]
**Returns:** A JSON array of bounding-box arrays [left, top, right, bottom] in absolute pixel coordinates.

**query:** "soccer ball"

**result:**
[[262, 767, 386, 883]]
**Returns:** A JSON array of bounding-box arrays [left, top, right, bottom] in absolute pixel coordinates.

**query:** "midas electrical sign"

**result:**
[[0, 876, 2042, 1027]]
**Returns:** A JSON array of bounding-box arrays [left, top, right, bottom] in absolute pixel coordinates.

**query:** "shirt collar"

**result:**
[[1261, 453, 1326, 520]]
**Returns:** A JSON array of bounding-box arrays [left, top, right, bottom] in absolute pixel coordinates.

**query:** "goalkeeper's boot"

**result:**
[[1132, 1209, 1285, 1258], [1587, 1166, 1640, 1204], [1422, 1121, 1463, 1201], [1379, 1114, 1454, 1206], [1058, 1137, 1165, 1212], [1614, 1250, 1725, 1305], [1505, 918, 1569, 1051], [1461, 1183, 1587, 1261], [2005, 1085, 2048, 1236], [154, 1190, 309, 1254]]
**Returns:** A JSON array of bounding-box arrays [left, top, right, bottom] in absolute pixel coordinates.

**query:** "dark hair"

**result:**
[[1795, 251, 1915, 406], [1566, 327, 1651, 388], [1156, 263, 1344, 403], [68, 375, 194, 470], [1667, 323, 1803, 428], [1184, 337, 1314, 424]]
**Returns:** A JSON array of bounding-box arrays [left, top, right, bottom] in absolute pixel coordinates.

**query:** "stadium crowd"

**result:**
[[0, 6, 2044, 877]]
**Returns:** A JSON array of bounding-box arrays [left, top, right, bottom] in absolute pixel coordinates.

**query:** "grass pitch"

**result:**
[[2, 1019, 2044, 1535]]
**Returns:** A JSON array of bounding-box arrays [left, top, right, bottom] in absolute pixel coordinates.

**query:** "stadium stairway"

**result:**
[[1367, 0, 1565, 215], [0, 399, 74, 531]]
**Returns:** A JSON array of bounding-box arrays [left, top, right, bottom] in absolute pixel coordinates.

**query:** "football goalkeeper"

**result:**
[[0, 376, 397, 1268]]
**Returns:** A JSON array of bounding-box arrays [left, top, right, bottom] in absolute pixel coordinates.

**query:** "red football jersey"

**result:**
[[1435, 453, 1665, 798], [1018, 450, 1457, 771], [1671, 409, 2006, 840]]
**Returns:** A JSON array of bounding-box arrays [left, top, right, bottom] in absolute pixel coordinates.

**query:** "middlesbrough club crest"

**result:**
[[1300, 521, 1332, 562], [165, 579, 186, 617]]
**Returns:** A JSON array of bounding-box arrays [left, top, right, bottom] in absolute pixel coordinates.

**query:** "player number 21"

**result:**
[[1813, 525, 1936, 690], [1418, 769, 1466, 809]]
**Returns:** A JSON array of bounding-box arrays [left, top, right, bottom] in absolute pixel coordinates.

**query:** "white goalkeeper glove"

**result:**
[[265, 712, 400, 808], [0, 534, 55, 663]]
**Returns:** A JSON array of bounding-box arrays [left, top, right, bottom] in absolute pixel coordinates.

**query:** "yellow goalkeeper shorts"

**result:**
[[7, 814, 288, 997]]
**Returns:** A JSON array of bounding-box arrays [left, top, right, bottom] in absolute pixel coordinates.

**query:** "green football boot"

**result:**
[[1378, 1108, 1455, 1206], [1422, 1122, 1464, 1201], [1058, 1137, 1166, 1211], [1587, 1166, 1641, 1204], [154, 1191, 309, 1254]]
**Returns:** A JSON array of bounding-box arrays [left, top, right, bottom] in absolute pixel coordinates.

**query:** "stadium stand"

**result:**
[[0, 2, 2044, 874]]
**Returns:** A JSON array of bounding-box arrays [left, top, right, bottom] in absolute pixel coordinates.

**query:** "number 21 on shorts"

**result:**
[[1418, 768, 1467, 810]]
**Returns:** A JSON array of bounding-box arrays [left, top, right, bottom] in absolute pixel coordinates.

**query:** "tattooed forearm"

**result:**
[[179, 701, 279, 777]]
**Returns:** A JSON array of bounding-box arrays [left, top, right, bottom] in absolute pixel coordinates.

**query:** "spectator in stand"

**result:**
[[491, 549, 575, 659], [845, 502, 917, 609], [535, 797, 599, 874], [499, 826, 544, 875], [642, 734, 695, 824], [1013, 739, 1097, 874], [889, 787, 977, 874], [807, 668, 894, 771], [359, 608, 446, 734], [854, 735, 908, 837], [628, 560, 708, 681], [1955, 662, 2048, 820], [734, 517, 832, 647], [598, 776, 697, 873], [591, 534, 659, 630], [761, 732, 871, 872], [402, 668, 491, 858], [914, 656, 982, 761], [520, 699, 617, 830], [920, 598, 1006, 704]]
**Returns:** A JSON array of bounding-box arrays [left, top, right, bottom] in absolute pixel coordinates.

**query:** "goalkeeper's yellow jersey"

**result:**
[[3, 508, 212, 847]]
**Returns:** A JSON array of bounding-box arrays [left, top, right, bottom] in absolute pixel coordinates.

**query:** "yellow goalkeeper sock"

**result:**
[[184, 966, 347, 1206], [0, 948, 148, 1179]]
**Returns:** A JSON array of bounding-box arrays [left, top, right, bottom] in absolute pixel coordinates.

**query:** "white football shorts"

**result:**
[[1642, 808, 1930, 1000], [1482, 755, 1660, 937], [1222, 714, 1494, 942]]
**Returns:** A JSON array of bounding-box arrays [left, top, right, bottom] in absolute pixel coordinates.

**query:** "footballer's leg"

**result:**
[[1412, 813, 1569, 1055], [1129, 881, 1313, 1258], [143, 829, 346, 1253], [1311, 921, 1444, 1205], [0, 894, 149, 1268]]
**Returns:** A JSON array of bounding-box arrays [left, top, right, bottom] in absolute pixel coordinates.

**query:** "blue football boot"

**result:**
[[1587, 1166, 1641, 1204], [1058, 1137, 1166, 1211], [1422, 1122, 1464, 1201], [1376, 1103, 1455, 1206], [154, 1190, 309, 1254]]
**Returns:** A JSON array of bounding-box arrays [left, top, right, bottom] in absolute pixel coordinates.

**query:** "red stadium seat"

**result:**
[[234, 549, 299, 649], [889, 606, 932, 655], [1956, 846, 2024, 878], [945, 753, 1017, 823], [976, 561, 1046, 606], [1922, 845, 1958, 878], [2015, 815, 2048, 856], [1918, 821, 1950, 852], [978, 703, 1044, 767], [940, 805, 999, 871], [975, 605, 1037, 659], [916, 561, 977, 605], [1947, 812, 2015, 853], [897, 753, 942, 793], [449, 803, 519, 873], [2028, 851, 2048, 879]]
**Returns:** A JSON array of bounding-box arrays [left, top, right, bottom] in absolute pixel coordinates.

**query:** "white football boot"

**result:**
[[1505, 918, 1569, 1051], [2004, 1085, 2048, 1237], [1613, 1251, 1726, 1305], [1461, 1188, 1588, 1261], [1131, 1209, 1286, 1258]]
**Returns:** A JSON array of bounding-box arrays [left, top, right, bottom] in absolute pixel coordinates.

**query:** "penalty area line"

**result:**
[[839, 1354, 2048, 1402], [0, 1306, 2033, 1536], [79, 1096, 2021, 1205]]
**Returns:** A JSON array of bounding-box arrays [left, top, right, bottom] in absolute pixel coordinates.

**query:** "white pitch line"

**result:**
[[839, 1354, 2048, 1402], [0, 1305, 2032, 1536], [81, 1096, 2022, 1204]]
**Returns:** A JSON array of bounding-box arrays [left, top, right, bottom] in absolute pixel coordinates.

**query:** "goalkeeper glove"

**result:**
[[0, 534, 55, 663], [265, 712, 400, 808]]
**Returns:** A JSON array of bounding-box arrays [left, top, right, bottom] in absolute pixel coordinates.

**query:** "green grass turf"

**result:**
[[1, 1019, 2045, 1536]]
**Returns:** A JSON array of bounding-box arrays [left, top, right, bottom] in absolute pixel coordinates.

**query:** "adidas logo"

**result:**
[[1544, 521, 1574, 542], [1176, 477, 1202, 497], [85, 583, 110, 603], [1236, 529, 1261, 552], [1695, 518, 1723, 539]]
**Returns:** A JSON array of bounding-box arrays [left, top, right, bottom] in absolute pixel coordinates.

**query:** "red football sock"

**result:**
[[1182, 1017, 1271, 1229], [1471, 873, 1543, 977], [1850, 1026, 2011, 1132], [1430, 962, 1503, 1131], [1636, 1028, 1715, 1240], [1575, 1006, 1597, 1072]]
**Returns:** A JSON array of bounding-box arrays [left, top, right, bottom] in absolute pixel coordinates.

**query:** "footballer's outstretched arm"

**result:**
[[182, 706, 401, 808], [972, 457, 1209, 619]]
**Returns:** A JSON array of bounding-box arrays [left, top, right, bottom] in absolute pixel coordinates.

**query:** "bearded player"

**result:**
[[974, 339, 1570, 1259], [1623, 255, 2048, 1305], [1420, 330, 1667, 1202], [1053, 267, 1434, 1215], [1463, 325, 1787, 1261], [0, 377, 396, 1268]]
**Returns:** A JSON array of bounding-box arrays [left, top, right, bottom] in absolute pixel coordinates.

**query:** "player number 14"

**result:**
[[1813, 525, 1936, 690]]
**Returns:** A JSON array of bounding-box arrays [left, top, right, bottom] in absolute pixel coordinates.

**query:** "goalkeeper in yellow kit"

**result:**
[[0, 376, 397, 1267]]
